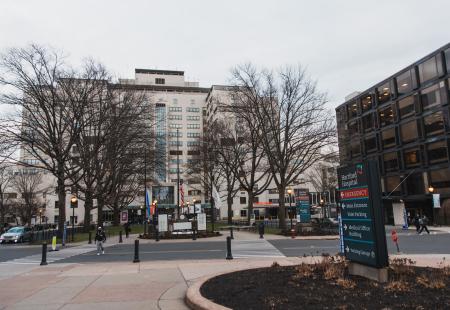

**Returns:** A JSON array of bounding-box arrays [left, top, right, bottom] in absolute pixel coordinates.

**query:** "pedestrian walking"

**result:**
[[413, 214, 420, 232], [95, 226, 106, 255], [418, 215, 430, 234]]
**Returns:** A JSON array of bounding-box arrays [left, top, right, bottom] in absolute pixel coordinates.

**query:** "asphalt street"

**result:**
[[1, 231, 449, 264]]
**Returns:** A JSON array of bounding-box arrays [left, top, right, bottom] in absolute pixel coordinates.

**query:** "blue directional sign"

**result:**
[[337, 161, 388, 268], [295, 189, 310, 223]]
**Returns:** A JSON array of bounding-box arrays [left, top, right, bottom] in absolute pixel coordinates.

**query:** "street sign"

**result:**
[[433, 194, 441, 208], [158, 214, 168, 232], [295, 189, 310, 223], [337, 161, 388, 268], [197, 213, 206, 230]]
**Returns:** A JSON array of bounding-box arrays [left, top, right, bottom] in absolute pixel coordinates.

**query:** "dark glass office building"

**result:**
[[336, 43, 450, 225]]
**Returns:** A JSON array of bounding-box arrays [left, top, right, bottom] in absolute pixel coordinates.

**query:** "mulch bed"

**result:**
[[200, 258, 450, 310]]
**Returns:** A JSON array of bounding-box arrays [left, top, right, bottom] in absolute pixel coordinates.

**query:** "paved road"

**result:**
[[1, 231, 449, 264]]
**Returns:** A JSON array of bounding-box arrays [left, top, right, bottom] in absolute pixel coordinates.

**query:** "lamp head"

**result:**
[[428, 185, 435, 193], [70, 196, 77, 203]]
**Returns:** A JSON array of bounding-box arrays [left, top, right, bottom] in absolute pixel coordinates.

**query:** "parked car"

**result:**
[[0, 226, 32, 244]]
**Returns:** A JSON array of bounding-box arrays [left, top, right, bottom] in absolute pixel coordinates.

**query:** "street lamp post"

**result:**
[[287, 188, 293, 229], [39, 208, 42, 225], [70, 196, 77, 242], [429, 185, 436, 225], [154, 200, 159, 242]]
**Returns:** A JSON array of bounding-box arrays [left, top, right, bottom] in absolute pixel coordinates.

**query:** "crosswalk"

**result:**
[[231, 239, 285, 258], [0, 243, 101, 265]]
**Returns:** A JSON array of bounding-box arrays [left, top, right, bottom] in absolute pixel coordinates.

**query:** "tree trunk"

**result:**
[[57, 168, 66, 238], [97, 196, 104, 227], [278, 186, 287, 230], [227, 193, 233, 225], [0, 195, 4, 228], [113, 203, 120, 226], [247, 190, 254, 226], [83, 190, 93, 232]]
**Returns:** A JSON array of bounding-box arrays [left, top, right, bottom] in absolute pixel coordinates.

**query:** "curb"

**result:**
[[185, 275, 231, 310]]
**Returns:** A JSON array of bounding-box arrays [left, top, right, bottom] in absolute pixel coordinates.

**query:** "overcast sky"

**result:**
[[1, 0, 449, 110]]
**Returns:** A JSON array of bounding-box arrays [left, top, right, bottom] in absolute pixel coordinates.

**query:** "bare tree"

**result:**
[[231, 64, 336, 230], [12, 170, 46, 226], [0, 44, 109, 235], [69, 78, 155, 229], [0, 164, 14, 228], [223, 92, 273, 225], [185, 126, 225, 229]]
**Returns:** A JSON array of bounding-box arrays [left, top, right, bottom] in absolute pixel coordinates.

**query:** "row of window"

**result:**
[[168, 107, 201, 112], [349, 109, 448, 157], [344, 48, 450, 119], [168, 141, 200, 147], [169, 150, 200, 156], [384, 167, 450, 196], [346, 80, 448, 133], [169, 124, 201, 129], [379, 139, 449, 173], [167, 115, 201, 121]]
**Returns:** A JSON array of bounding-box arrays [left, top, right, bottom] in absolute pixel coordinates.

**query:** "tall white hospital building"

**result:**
[[9, 69, 337, 226]]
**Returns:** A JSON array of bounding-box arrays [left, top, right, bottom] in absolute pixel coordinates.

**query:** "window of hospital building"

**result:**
[[240, 209, 247, 217], [362, 113, 375, 131], [398, 95, 416, 119], [381, 128, 396, 149], [404, 148, 421, 168], [379, 105, 395, 127], [385, 176, 401, 195], [361, 94, 373, 112], [396, 69, 416, 96], [429, 168, 450, 193], [377, 82, 392, 105], [421, 82, 445, 111], [347, 101, 358, 118], [427, 140, 448, 164], [424, 111, 446, 137], [418, 56, 442, 84], [400, 120, 419, 144], [364, 136, 377, 153], [383, 152, 398, 171], [348, 121, 358, 134], [240, 197, 246, 204], [445, 48, 450, 73], [350, 140, 361, 157], [405, 173, 425, 195]]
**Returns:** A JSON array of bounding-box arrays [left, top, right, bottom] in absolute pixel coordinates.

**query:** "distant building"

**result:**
[[336, 43, 450, 225]]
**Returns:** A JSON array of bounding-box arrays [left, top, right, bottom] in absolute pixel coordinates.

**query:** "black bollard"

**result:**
[[192, 229, 196, 241], [226, 236, 233, 260], [133, 239, 140, 263], [40, 242, 48, 266], [88, 231, 92, 244], [119, 231, 123, 243], [230, 226, 234, 239], [126, 228, 129, 238]]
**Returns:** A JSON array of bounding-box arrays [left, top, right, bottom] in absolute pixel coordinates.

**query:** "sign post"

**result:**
[[337, 161, 388, 282]]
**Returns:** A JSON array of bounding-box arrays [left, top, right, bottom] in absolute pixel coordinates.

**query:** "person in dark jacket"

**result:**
[[413, 214, 421, 232], [418, 215, 430, 234], [95, 226, 106, 255]]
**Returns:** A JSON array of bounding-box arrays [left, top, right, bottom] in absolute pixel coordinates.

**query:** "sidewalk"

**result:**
[[2, 253, 450, 310]]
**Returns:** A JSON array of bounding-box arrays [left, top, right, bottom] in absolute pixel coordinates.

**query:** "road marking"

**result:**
[[282, 246, 339, 250], [231, 239, 285, 258], [80, 249, 224, 255]]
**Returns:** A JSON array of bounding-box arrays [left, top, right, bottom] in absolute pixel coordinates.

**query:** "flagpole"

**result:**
[[177, 128, 180, 219]]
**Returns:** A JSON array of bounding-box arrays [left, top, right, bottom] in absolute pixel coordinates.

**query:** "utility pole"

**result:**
[[177, 128, 180, 219]]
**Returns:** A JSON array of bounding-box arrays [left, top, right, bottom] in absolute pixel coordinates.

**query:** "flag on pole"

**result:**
[[212, 185, 221, 210], [180, 180, 185, 207], [145, 189, 152, 217]]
